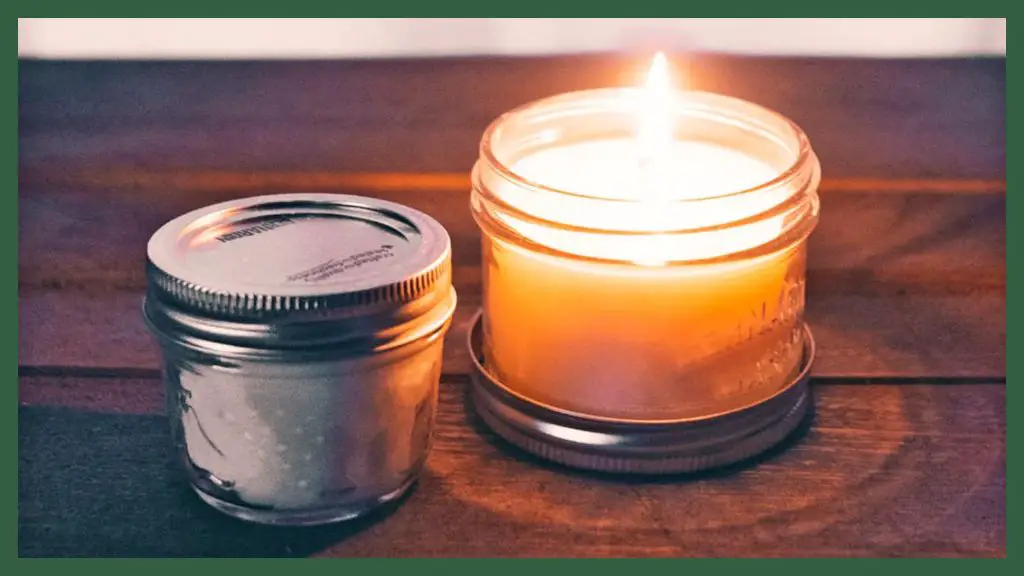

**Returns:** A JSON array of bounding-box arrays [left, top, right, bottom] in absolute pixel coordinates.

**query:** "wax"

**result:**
[[481, 139, 808, 421], [177, 343, 442, 510], [512, 139, 775, 202]]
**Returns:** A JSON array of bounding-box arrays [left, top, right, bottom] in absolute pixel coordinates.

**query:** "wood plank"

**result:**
[[18, 379, 1005, 557], [17, 181, 1006, 378], [19, 57, 1005, 180], [17, 288, 1005, 379], [16, 182, 1006, 295]]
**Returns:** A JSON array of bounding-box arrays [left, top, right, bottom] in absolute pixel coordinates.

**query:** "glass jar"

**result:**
[[469, 88, 820, 471], [144, 193, 456, 525]]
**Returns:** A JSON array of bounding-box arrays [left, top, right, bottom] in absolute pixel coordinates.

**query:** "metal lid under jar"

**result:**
[[467, 310, 815, 474], [144, 193, 456, 359]]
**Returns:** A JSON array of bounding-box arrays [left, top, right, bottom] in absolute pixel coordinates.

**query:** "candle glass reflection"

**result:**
[[471, 88, 821, 424]]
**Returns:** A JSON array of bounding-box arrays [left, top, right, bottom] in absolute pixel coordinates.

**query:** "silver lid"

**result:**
[[467, 310, 814, 474], [144, 193, 454, 353]]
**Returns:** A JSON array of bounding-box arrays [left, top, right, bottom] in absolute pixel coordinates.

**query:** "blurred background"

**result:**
[[19, 18, 1006, 59]]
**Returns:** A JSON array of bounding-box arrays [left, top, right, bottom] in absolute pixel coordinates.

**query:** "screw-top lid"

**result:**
[[144, 193, 455, 354]]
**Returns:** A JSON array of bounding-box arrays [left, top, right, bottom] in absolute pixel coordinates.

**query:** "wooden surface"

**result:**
[[17, 55, 1006, 558]]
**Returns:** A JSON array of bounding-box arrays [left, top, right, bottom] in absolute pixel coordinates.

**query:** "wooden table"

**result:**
[[18, 55, 1006, 557]]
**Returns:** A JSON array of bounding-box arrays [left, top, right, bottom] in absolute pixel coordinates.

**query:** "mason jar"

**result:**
[[468, 88, 821, 473], [144, 193, 456, 525]]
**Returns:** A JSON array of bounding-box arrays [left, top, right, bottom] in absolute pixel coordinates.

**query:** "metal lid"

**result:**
[[144, 193, 454, 353], [467, 310, 814, 474]]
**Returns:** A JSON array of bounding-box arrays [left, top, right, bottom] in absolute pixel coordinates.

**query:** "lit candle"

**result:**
[[471, 54, 820, 427]]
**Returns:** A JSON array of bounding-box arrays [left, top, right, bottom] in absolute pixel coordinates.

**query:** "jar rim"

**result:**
[[479, 87, 816, 207], [471, 87, 822, 265]]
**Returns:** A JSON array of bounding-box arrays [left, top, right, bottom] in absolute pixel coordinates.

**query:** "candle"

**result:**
[[471, 54, 820, 433], [484, 150, 806, 421]]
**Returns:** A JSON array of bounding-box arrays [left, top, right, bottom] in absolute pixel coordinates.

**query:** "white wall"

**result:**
[[19, 18, 1006, 59]]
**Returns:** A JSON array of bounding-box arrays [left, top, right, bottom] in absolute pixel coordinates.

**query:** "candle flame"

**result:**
[[637, 52, 674, 164], [634, 53, 675, 266]]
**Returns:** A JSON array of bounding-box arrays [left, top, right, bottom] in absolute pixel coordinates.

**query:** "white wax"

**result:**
[[178, 343, 443, 510], [513, 139, 776, 202]]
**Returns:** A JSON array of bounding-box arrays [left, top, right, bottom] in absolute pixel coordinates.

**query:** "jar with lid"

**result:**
[[468, 81, 821, 473], [144, 193, 457, 525]]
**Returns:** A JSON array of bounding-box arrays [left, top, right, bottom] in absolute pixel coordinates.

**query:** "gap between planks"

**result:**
[[20, 168, 1007, 195], [17, 365, 1007, 386]]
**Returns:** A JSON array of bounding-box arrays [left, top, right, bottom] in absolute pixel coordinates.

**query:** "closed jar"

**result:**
[[144, 193, 456, 526]]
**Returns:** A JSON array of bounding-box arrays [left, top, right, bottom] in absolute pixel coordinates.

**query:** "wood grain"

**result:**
[[17, 181, 1006, 297], [18, 378, 1005, 557], [19, 56, 1005, 179]]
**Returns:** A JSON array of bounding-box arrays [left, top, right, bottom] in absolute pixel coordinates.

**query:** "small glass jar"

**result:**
[[144, 193, 456, 525], [469, 88, 821, 472]]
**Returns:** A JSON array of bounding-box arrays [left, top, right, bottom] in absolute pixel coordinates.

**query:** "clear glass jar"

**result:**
[[471, 89, 821, 422], [144, 193, 456, 525]]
